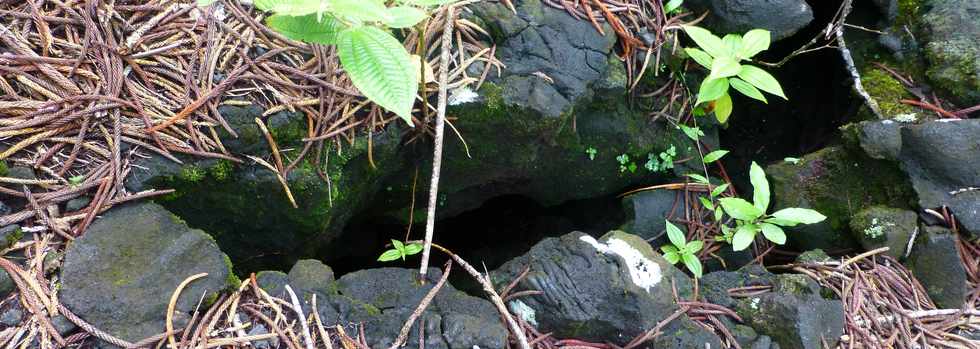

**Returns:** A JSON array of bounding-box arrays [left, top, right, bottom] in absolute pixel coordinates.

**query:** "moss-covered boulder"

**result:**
[[60, 202, 235, 345], [131, 105, 407, 272], [919, 0, 980, 107], [848, 206, 918, 258], [906, 225, 968, 308], [683, 0, 814, 41], [766, 146, 916, 251], [256, 259, 343, 325]]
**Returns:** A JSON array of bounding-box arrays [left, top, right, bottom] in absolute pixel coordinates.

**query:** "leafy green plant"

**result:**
[[682, 26, 787, 123], [378, 239, 424, 261], [717, 162, 826, 251], [617, 154, 637, 173], [199, 0, 456, 125], [586, 147, 598, 160], [644, 145, 676, 173], [661, 220, 703, 278], [664, 0, 683, 14]]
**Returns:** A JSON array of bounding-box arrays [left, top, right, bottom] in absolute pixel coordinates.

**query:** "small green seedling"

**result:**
[[378, 239, 424, 262], [617, 154, 637, 173], [68, 175, 84, 186], [645, 145, 677, 173], [586, 147, 598, 160], [682, 26, 787, 123], [718, 162, 826, 251], [661, 220, 704, 278], [664, 0, 683, 14]]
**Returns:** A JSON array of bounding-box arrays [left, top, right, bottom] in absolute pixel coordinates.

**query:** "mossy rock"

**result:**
[[848, 206, 917, 258], [766, 146, 916, 251], [920, 0, 980, 107], [906, 225, 968, 308]]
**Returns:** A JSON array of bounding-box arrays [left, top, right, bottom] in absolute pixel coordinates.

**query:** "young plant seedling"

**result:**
[[661, 220, 704, 278], [718, 162, 826, 251], [682, 26, 787, 123], [586, 147, 598, 160], [378, 239, 424, 262]]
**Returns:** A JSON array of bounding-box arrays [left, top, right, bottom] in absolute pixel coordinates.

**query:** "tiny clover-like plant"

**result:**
[[586, 147, 598, 160], [718, 162, 826, 251], [682, 26, 787, 123], [617, 154, 637, 173], [661, 220, 704, 278], [378, 239, 424, 262], [645, 145, 677, 173], [199, 0, 457, 126]]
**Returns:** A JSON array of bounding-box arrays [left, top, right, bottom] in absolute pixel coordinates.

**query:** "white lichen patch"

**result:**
[[750, 298, 761, 310], [579, 235, 663, 292], [892, 113, 918, 123], [864, 218, 894, 239], [448, 87, 479, 106], [508, 300, 538, 327]]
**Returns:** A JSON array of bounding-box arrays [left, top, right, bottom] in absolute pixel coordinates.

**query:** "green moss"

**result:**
[[0, 161, 7, 177], [860, 68, 916, 117], [179, 166, 207, 182], [3, 226, 23, 249], [222, 254, 241, 290], [209, 160, 234, 182], [896, 0, 922, 27]]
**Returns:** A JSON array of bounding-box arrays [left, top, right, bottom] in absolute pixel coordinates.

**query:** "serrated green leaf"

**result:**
[[729, 77, 767, 103], [255, 0, 324, 15], [711, 183, 729, 198], [749, 161, 770, 212], [685, 173, 710, 184], [731, 224, 757, 251], [714, 91, 732, 123], [664, 251, 681, 264], [719, 197, 762, 221], [684, 47, 713, 69], [770, 208, 827, 225], [377, 249, 403, 261], [708, 57, 742, 80], [721, 34, 742, 57], [696, 77, 729, 105], [330, 0, 389, 23], [682, 253, 703, 278], [338, 26, 418, 124], [686, 240, 704, 253], [738, 65, 786, 99], [267, 14, 342, 44], [760, 223, 786, 244], [702, 150, 729, 163], [385, 6, 427, 28], [664, 0, 683, 13], [683, 26, 728, 58], [738, 29, 770, 59], [403, 243, 423, 255], [665, 220, 687, 248]]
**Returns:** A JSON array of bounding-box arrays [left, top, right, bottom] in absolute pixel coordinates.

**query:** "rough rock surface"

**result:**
[[919, 0, 980, 107], [702, 265, 844, 349], [493, 231, 720, 346], [683, 0, 814, 40], [256, 259, 343, 324], [848, 206, 918, 258], [906, 225, 968, 309], [60, 202, 234, 345]]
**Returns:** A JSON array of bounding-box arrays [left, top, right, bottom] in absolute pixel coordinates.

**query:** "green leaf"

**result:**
[[338, 26, 418, 124], [731, 224, 757, 251], [714, 91, 732, 123], [729, 77, 767, 103], [696, 77, 729, 105], [685, 173, 710, 184], [267, 14, 342, 44], [708, 57, 742, 81], [330, 0, 389, 23], [770, 208, 827, 225], [391, 239, 405, 251], [678, 124, 704, 141], [682, 253, 703, 278], [401, 0, 458, 6], [738, 29, 770, 59], [254, 0, 324, 16], [661, 245, 679, 254], [197, 0, 216, 6], [385, 6, 427, 28], [663, 251, 681, 264], [702, 150, 729, 163], [698, 196, 714, 210], [760, 223, 786, 244], [719, 197, 762, 221], [664, 0, 684, 13], [738, 65, 786, 99], [710, 183, 729, 198], [665, 220, 687, 248], [684, 47, 713, 69], [749, 161, 770, 212], [377, 249, 403, 261], [682, 26, 728, 59], [721, 34, 742, 57], [403, 243, 423, 255], [686, 240, 704, 253], [714, 206, 724, 222]]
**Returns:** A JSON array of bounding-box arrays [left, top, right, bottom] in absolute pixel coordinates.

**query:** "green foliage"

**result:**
[[663, 0, 684, 14], [717, 162, 826, 251], [661, 220, 704, 278], [586, 147, 598, 160], [702, 150, 728, 164], [644, 145, 676, 173], [377, 239, 424, 261], [682, 26, 786, 123], [203, 0, 458, 125], [617, 154, 636, 173]]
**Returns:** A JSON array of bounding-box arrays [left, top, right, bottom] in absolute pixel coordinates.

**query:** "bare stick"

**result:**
[[285, 285, 316, 349], [420, 6, 455, 277]]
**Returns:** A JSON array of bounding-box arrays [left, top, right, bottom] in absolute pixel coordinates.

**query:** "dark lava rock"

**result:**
[[853, 120, 904, 161], [683, 0, 814, 41], [60, 202, 235, 345], [848, 206, 918, 259], [920, 0, 980, 107], [0, 305, 22, 327], [703, 266, 844, 349], [65, 196, 91, 212], [256, 259, 342, 324], [766, 146, 916, 251], [906, 225, 968, 309], [898, 119, 980, 235], [333, 267, 507, 349], [620, 189, 676, 240], [493, 231, 720, 346]]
